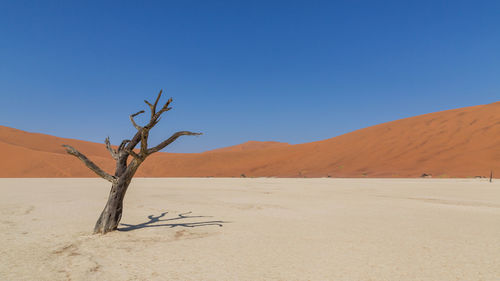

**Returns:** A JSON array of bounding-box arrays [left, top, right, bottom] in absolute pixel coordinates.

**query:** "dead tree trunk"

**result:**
[[63, 90, 201, 234]]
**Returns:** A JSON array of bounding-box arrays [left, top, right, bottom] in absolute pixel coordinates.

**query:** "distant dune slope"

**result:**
[[1, 101, 500, 178], [205, 141, 290, 153]]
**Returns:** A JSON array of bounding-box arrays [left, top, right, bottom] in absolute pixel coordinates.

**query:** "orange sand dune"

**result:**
[[1, 101, 500, 178], [206, 141, 290, 153]]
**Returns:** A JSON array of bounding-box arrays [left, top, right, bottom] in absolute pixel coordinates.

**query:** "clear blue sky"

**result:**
[[1, 1, 499, 152]]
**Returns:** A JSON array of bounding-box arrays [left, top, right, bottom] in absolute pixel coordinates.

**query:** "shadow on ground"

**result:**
[[118, 211, 227, 232]]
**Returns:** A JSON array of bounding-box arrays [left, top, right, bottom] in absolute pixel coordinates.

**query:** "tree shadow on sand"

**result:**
[[118, 211, 227, 232]]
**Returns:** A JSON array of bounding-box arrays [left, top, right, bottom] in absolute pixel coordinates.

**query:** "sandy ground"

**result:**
[[1, 178, 499, 281]]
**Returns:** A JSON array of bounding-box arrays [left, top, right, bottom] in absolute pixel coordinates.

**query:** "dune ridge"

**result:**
[[1, 101, 500, 178]]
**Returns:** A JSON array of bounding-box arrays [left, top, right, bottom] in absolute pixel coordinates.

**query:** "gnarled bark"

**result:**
[[63, 90, 201, 234]]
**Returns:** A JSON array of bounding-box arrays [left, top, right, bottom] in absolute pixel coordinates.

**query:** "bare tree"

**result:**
[[63, 90, 201, 234]]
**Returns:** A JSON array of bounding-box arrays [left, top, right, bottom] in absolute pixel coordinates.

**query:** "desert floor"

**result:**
[[1, 178, 499, 281]]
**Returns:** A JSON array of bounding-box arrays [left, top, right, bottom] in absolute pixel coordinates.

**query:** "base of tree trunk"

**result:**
[[93, 183, 127, 234], [93, 205, 122, 234]]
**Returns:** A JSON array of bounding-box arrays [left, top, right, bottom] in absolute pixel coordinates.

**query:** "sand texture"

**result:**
[[1, 178, 499, 280], [2, 101, 500, 178]]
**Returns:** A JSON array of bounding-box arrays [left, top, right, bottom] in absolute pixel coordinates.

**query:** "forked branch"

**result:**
[[130, 110, 145, 130], [156, 97, 173, 116], [125, 148, 141, 159], [118, 139, 131, 152], [144, 90, 164, 118], [62, 145, 117, 183], [104, 137, 119, 160], [124, 91, 201, 157]]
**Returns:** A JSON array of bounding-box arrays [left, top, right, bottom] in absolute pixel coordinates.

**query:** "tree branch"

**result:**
[[156, 97, 173, 116], [144, 90, 163, 118], [140, 130, 149, 155], [118, 139, 130, 152], [152, 90, 162, 113], [124, 148, 141, 159], [104, 137, 119, 160], [62, 145, 117, 183], [127, 93, 194, 155], [125, 131, 142, 151], [130, 110, 145, 130], [147, 131, 202, 155], [144, 100, 154, 117]]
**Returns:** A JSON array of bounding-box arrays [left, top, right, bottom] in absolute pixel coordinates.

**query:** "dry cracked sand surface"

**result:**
[[1, 178, 499, 280]]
